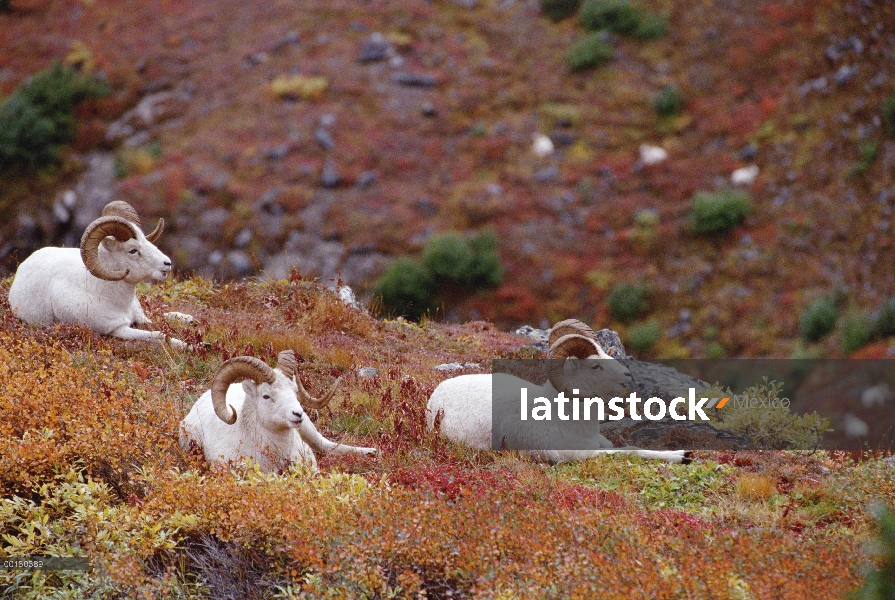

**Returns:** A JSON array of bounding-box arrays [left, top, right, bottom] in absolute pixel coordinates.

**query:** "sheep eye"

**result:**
[[262, 394, 271, 400], [129, 249, 138, 254]]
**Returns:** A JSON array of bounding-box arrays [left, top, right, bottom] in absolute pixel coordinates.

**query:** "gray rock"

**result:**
[[600, 419, 754, 450], [533, 166, 559, 182], [198, 208, 232, 237], [358, 32, 394, 63], [234, 228, 253, 249], [224, 250, 254, 277], [434, 362, 481, 372], [623, 359, 709, 401], [834, 64, 858, 86], [264, 143, 291, 160], [593, 328, 627, 360], [357, 367, 380, 378], [515, 325, 549, 351], [72, 153, 117, 232], [356, 170, 377, 190], [339, 251, 390, 286], [265, 233, 346, 282], [272, 31, 301, 53], [314, 128, 335, 150], [166, 233, 210, 272], [393, 72, 438, 87], [320, 158, 343, 188], [421, 101, 437, 117]]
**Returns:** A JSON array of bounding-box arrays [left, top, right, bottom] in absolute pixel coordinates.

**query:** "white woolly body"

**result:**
[[10, 248, 151, 333], [426, 370, 689, 464], [180, 369, 377, 472], [8, 233, 190, 348]]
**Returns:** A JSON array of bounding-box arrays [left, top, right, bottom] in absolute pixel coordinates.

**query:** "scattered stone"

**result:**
[[338, 285, 361, 310], [515, 325, 549, 351], [319, 113, 337, 128], [224, 250, 254, 277], [549, 131, 576, 148], [243, 52, 268, 66], [533, 166, 559, 182], [393, 72, 438, 87], [433, 362, 481, 372], [834, 64, 857, 86], [739, 144, 758, 161], [320, 158, 343, 188], [314, 127, 335, 151], [356, 170, 377, 190], [639, 144, 668, 166], [798, 76, 828, 96], [731, 165, 759, 186], [532, 134, 554, 157], [264, 143, 291, 160], [357, 367, 380, 378], [234, 228, 253, 249], [198, 208, 232, 237], [272, 31, 301, 53], [421, 101, 437, 117], [358, 32, 394, 63]]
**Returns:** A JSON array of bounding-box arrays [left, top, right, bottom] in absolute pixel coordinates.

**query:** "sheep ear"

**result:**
[[242, 380, 257, 396]]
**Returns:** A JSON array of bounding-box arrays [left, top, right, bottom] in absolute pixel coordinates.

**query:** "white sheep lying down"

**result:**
[[427, 320, 691, 464], [180, 350, 377, 472], [8, 201, 193, 348]]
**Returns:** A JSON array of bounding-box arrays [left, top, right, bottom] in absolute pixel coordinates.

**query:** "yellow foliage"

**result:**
[[270, 75, 329, 101]]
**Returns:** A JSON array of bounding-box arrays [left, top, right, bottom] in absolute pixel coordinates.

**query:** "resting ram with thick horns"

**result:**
[[7, 201, 193, 348], [180, 350, 377, 472], [426, 319, 692, 464]]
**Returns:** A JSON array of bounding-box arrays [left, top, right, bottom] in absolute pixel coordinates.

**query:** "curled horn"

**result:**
[[102, 201, 142, 227], [276, 350, 298, 379], [297, 375, 342, 410], [548, 319, 596, 348], [546, 334, 602, 396], [144, 217, 164, 243], [102, 200, 164, 243], [210, 357, 277, 425], [79, 216, 138, 281]]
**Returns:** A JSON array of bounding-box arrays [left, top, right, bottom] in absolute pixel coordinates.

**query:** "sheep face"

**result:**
[[561, 356, 633, 398], [241, 374, 306, 434], [99, 233, 172, 285]]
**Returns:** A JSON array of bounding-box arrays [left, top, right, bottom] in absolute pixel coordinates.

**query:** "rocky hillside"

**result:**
[[1, 0, 894, 358]]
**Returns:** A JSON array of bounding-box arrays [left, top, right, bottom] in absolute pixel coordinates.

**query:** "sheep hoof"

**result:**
[[164, 311, 196, 325], [681, 451, 694, 465]]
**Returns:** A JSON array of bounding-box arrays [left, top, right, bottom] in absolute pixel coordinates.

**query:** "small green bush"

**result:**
[[579, 0, 641, 33], [882, 94, 895, 137], [850, 504, 895, 600], [371, 257, 437, 320], [632, 12, 668, 40], [799, 297, 839, 343], [539, 0, 582, 22], [628, 320, 660, 353], [652, 84, 684, 117], [422, 230, 503, 292], [840, 311, 871, 354], [850, 141, 880, 176], [688, 189, 751, 235], [566, 33, 614, 72], [607, 282, 651, 323], [375, 231, 503, 320], [873, 296, 895, 338], [0, 62, 110, 171]]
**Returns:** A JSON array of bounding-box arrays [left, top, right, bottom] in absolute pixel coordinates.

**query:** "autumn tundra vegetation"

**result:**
[[1, 0, 895, 597]]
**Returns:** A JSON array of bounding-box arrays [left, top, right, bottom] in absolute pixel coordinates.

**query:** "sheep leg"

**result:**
[[110, 324, 188, 350], [591, 448, 692, 464], [164, 311, 196, 324], [297, 419, 377, 457]]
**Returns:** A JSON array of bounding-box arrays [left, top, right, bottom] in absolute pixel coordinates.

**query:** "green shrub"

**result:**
[[0, 62, 110, 171], [688, 189, 751, 235], [579, 0, 641, 33], [850, 141, 880, 176], [840, 311, 871, 354], [799, 297, 839, 343], [628, 320, 660, 353], [883, 94, 895, 137], [421, 230, 503, 292], [608, 281, 651, 323], [371, 257, 437, 320], [375, 231, 503, 320], [539, 0, 582, 22], [873, 296, 895, 337], [632, 12, 668, 39], [566, 33, 614, 72], [652, 84, 684, 117], [850, 503, 895, 600]]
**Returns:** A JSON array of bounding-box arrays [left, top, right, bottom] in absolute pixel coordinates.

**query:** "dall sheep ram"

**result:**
[[8, 201, 193, 349], [426, 319, 691, 464], [180, 350, 377, 472]]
